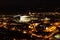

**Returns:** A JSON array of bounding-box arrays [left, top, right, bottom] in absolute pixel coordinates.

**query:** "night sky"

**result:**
[[0, 0, 59, 8], [0, 0, 60, 14]]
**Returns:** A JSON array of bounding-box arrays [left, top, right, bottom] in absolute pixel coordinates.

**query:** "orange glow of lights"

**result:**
[[3, 22, 7, 25], [0, 25, 3, 27], [37, 35, 42, 38], [3, 18, 7, 20], [3, 26, 8, 29], [43, 20, 49, 24], [44, 30, 59, 38], [54, 22, 60, 27], [29, 24, 34, 29], [44, 35, 48, 38], [29, 26, 33, 29], [31, 33, 42, 38], [13, 38, 16, 40], [0, 22, 1, 24], [23, 30, 27, 34], [33, 23, 39, 27], [44, 26, 56, 32], [11, 27, 16, 31], [32, 33, 37, 36], [54, 22, 59, 26]]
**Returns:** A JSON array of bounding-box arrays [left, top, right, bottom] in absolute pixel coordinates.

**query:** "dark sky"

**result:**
[[0, 0, 60, 8], [0, 0, 60, 14]]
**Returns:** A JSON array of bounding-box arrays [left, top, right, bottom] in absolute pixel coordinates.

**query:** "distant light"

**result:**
[[3, 22, 7, 25], [41, 19, 44, 21], [44, 26, 56, 32], [19, 15, 30, 22], [13, 15, 20, 17], [46, 27, 48, 29], [29, 12, 31, 15], [3, 18, 7, 20], [43, 20, 49, 24], [29, 26, 33, 29], [13, 38, 16, 40], [23, 30, 27, 34], [3, 26, 8, 29], [54, 34, 60, 39], [11, 27, 16, 31], [54, 22, 59, 26], [44, 17, 50, 20]]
